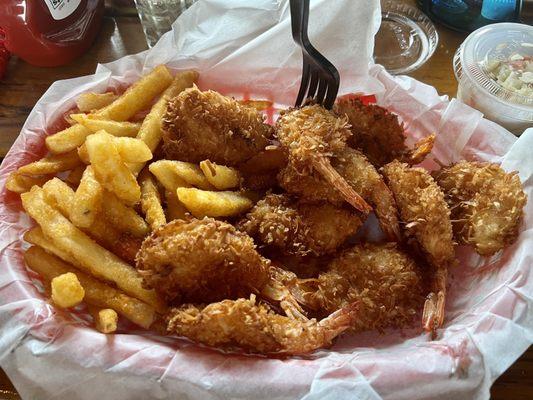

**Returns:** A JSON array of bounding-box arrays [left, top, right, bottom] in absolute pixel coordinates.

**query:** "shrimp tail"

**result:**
[[402, 134, 436, 166], [313, 157, 372, 214]]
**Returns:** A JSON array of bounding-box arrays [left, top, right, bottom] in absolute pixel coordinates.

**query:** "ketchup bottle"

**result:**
[[0, 0, 104, 68]]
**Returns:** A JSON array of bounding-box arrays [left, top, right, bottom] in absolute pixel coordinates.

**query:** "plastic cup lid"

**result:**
[[454, 22, 533, 110], [374, 1, 438, 75]]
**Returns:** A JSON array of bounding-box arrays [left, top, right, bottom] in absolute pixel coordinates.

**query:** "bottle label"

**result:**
[[43, 0, 82, 21]]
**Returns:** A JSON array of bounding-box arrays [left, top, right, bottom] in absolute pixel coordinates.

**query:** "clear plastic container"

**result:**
[[454, 22, 533, 135]]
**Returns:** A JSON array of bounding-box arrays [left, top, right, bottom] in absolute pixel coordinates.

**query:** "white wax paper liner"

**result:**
[[0, 1, 532, 399]]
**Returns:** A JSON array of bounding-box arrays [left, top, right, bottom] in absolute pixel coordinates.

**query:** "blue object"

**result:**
[[417, 0, 522, 31]]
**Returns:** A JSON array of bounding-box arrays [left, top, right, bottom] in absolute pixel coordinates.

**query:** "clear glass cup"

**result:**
[[134, 0, 197, 47]]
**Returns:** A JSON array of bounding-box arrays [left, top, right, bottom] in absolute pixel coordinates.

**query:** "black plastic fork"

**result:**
[[290, 0, 340, 109]]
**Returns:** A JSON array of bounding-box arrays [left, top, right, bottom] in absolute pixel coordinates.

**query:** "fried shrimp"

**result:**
[[381, 160, 455, 336], [275, 105, 371, 213], [136, 218, 270, 304], [334, 98, 434, 167], [434, 161, 527, 256], [162, 87, 273, 165], [290, 243, 423, 332], [278, 148, 401, 241], [166, 294, 358, 355], [237, 194, 363, 256], [136, 218, 307, 319]]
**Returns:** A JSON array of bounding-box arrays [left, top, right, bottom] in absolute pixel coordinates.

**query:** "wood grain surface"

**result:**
[[0, 2, 531, 399]]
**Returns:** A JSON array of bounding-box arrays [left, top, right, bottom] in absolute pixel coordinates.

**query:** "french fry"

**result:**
[[17, 150, 81, 176], [199, 160, 241, 190], [136, 70, 199, 152], [102, 190, 149, 237], [5, 173, 50, 193], [77, 143, 90, 164], [139, 169, 166, 230], [94, 65, 173, 121], [176, 187, 253, 217], [86, 131, 141, 206], [42, 179, 123, 252], [45, 124, 92, 154], [76, 92, 118, 113], [149, 160, 189, 192], [239, 99, 273, 111], [89, 306, 118, 334], [51, 272, 85, 308], [25, 246, 156, 328], [24, 226, 76, 264], [149, 160, 213, 190], [65, 165, 86, 187], [21, 187, 164, 311], [113, 137, 152, 163], [71, 166, 103, 228], [71, 113, 141, 137], [165, 190, 189, 221]]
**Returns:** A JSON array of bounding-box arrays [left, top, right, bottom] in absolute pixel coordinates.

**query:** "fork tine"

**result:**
[[295, 60, 311, 107], [307, 70, 319, 101], [316, 78, 328, 105], [324, 78, 339, 109]]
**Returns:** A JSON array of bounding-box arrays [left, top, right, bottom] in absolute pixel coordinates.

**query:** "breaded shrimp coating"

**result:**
[[136, 218, 270, 304], [292, 243, 423, 332], [334, 98, 406, 167], [334, 98, 435, 167], [382, 160, 455, 335], [237, 194, 363, 256], [279, 148, 401, 241], [275, 105, 371, 213], [166, 295, 357, 354], [434, 161, 527, 256], [162, 87, 273, 165]]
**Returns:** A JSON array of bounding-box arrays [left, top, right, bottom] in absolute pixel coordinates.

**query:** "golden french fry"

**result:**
[[77, 143, 90, 164], [51, 272, 85, 308], [76, 92, 118, 113], [88, 306, 118, 334], [239, 99, 273, 111], [71, 166, 103, 228], [176, 187, 253, 217], [5, 173, 50, 194], [102, 190, 149, 237], [45, 124, 93, 154], [24, 226, 76, 264], [149, 160, 189, 192], [25, 246, 156, 328], [17, 151, 81, 176], [21, 187, 163, 311], [86, 131, 141, 206], [199, 160, 241, 190], [137, 70, 199, 152], [139, 169, 166, 230], [94, 65, 173, 121], [149, 160, 213, 190], [71, 114, 141, 137], [113, 137, 152, 163], [65, 165, 86, 187], [41, 179, 124, 252], [165, 190, 189, 221]]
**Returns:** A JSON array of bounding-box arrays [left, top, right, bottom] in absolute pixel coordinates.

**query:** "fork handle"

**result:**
[[290, 0, 310, 48]]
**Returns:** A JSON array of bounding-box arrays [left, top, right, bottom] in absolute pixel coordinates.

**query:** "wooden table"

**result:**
[[0, 3, 531, 399]]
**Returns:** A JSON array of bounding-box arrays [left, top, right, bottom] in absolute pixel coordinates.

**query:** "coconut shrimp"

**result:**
[[381, 160, 455, 336], [288, 243, 424, 332], [334, 98, 435, 167], [162, 87, 274, 166], [275, 105, 372, 213], [136, 218, 307, 319], [237, 193, 363, 256], [165, 294, 358, 355], [278, 147, 401, 241], [434, 161, 527, 256]]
